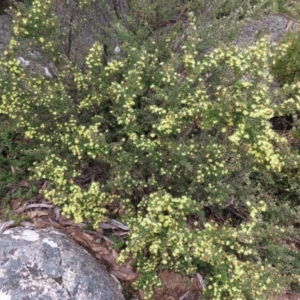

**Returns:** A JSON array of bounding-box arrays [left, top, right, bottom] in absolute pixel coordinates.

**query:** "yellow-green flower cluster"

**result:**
[[119, 190, 279, 299], [33, 155, 110, 225], [12, 0, 58, 55]]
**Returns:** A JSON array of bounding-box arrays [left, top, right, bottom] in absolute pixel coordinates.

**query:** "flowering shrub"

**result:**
[[1, 0, 300, 299]]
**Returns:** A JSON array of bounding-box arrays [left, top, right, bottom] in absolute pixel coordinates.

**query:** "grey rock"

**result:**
[[0, 227, 124, 300], [17, 56, 30, 67], [0, 14, 13, 56], [236, 15, 299, 45]]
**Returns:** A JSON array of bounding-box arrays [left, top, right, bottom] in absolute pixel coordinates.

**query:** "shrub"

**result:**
[[1, 0, 300, 299]]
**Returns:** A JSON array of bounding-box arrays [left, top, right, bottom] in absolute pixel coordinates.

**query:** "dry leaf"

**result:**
[[41, 181, 48, 190], [82, 232, 94, 241], [90, 244, 105, 252], [10, 166, 15, 174], [112, 208, 119, 214], [111, 266, 138, 281], [71, 232, 89, 246], [111, 249, 118, 259], [11, 199, 22, 211], [0, 220, 15, 234], [99, 222, 115, 230], [59, 217, 76, 226], [111, 231, 129, 236], [26, 210, 49, 219], [108, 219, 130, 230], [179, 292, 189, 300], [99, 219, 130, 231], [14, 203, 27, 214], [59, 217, 86, 228], [196, 273, 206, 289], [20, 221, 36, 228], [24, 203, 53, 210], [18, 180, 30, 188], [97, 227, 103, 234], [84, 230, 115, 244], [53, 207, 61, 221], [95, 252, 103, 259], [102, 235, 115, 244], [34, 219, 63, 229], [155, 270, 201, 300], [101, 253, 117, 265]]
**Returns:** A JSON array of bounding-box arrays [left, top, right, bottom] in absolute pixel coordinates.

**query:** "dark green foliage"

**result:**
[[272, 32, 300, 86], [0, 114, 41, 206], [0, 0, 10, 14]]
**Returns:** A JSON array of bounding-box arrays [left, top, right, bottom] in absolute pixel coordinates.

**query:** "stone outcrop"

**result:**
[[236, 14, 299, 45], [0, 14, 13, 56], [0, 227, 124, 300]]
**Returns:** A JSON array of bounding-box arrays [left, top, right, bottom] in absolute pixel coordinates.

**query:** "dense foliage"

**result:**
[[1, 0, 300, 299], [272, 31, 300, 86]]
